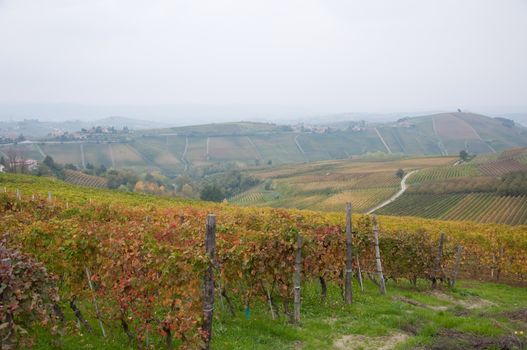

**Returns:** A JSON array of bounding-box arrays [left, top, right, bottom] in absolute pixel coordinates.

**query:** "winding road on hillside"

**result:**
[[367, 169, 418, 214]]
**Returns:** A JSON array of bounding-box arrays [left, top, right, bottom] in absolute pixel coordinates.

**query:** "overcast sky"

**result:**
[[0, 0, 526, 113]]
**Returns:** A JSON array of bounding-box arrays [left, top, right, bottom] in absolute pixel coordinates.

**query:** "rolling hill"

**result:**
[[230, 155, 457, 212], [1, 112, 526, 176], [1, 172, 527, 349], [376, 148, 527, 225], [230, 147, 527, 225]]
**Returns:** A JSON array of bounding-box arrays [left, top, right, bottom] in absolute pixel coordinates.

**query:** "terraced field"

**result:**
[[130, 137, 182, 169], [376, 193, 466, 219], [109, 143, 146, 168], [250, 133, 304, 165], [443, 193, 527, 225], [229, 191, 266, 205], [457, 113, 527, 152], [379, 193, 527, 225], [0, 143, 45, 161], [64, 169, 108, 188], [406, 164, 480, 184], [377, 120, 443, 155], [82, 143, 114, 167], [40, 143, 83, 164], [208, 136, 260, 162], [311, 187, 399, 212], [185, 137, 209, 166], [478, 159, 527, 176], [3, 113, 526, 175]]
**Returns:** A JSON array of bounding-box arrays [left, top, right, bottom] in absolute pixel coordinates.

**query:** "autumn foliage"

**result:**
[[1, 190, 527, 348]]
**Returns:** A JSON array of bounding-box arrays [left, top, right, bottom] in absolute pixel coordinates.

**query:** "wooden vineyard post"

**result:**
[[344, 202, 353, 304], [265, 285, 276, 320], [1, 257, 15, 347], [85, 267, 106, 337], [47, 191, 52, 204], [372, 215, 386, 295], [450, 245, 463, 288], [293, 233, 303, 324], [16, 188, 21, 200], [356, 255, 364, 292], [432, 232, 445, 288], [202, 214, 216, 350]]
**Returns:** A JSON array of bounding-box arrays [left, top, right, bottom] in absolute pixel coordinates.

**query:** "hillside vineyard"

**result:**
[[1, 174, 526, 348]]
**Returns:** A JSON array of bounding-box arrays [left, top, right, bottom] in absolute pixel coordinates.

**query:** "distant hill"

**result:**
[[1, 112, 526, 175], [0, 117, 167, 138]]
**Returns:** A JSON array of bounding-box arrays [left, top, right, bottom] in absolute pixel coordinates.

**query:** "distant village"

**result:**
[[47, 125, 132, 141]]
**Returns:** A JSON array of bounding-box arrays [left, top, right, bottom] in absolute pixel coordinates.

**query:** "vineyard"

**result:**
[[378, 193, 527, 225], [377, 148, 527, 224], [229, 190, 266, 205], [405, 164, 480, 184], [233, 156, 457, 213], [442, 193, 527, 225], [311, 188, 399, 213], [376, 193, 466, 219], [64, 169, 109, 189], [1, 173, 527, 349], [478, 159, 527, 177]]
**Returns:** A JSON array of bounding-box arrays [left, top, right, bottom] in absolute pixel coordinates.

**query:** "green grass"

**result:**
[[29, 279, 527, 349]]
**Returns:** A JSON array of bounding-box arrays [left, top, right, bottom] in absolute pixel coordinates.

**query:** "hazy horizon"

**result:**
[[2, 103, 527, 127], [1, 0, 526, 119]]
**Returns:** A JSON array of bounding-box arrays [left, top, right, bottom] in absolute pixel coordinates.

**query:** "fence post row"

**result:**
[[344, 202, 353, 304], [202, 214, 216, 350], [372, 215, 386, 295]]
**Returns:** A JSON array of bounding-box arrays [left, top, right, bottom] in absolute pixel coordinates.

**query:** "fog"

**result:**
[[0, 0, 526, 122]]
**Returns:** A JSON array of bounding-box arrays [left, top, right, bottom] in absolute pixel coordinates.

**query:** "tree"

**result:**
[[181, 183, 194, 197], [43, 155, 56, 169], [459, 150, 469, 161], [200, 184, 225, 202], [396, 168, 405, 179], [64, 163, 77, 170], [175, 174, 193, 192], [6, 148, 19, 172]]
